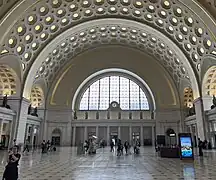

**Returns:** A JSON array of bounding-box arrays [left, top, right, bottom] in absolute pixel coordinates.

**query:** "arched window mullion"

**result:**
[[129, 79, 131, 110], [79, 75, 150, 111], [139, 87, 141, 110], [88, 87, 90, 110], [98, 79, 101, 110]]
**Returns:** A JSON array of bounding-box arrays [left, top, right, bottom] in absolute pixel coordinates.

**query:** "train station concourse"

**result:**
[[1, 0, 216, 179]]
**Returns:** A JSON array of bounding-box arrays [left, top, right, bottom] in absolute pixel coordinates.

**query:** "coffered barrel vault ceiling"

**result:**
[[0, 0, 216, 99], [34, 21, 190, 87]]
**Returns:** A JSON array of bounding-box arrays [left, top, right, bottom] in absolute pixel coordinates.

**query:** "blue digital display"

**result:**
[[180, 137, 193, 158]]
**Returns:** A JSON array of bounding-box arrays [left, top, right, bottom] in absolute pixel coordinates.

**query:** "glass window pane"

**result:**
[[80, 88, 89, 110], [130, 81, 140, 110], [89, 81, 99, 110], [110, 76, 119, 103], [79, 76, 150, 111], [120, 77, 129, 110], [140, 89, 149, 110], [99, 77, 109, 110]]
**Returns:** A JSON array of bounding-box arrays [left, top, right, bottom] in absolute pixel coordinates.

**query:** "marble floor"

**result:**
[[0, 147, 216, 180]]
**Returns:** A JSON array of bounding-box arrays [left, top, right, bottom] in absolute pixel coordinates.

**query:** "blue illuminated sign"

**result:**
[[180, 137, 193, 158]]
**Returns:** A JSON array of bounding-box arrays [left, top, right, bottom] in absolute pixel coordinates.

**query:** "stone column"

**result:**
[[36, 126, 40, 146], [189, 125, 194, 146], [0, 120, 3, 143], [152, 126, 155, 146], [23, 123, 29, 144], [37, 108, 46, 143], [210, 122, 215, 148], [16, 98, 30, 145], [72, 126, 76, 146], [140, 126, 144, 146], [118, 126, 121, 139], [6, 97, 21, 142], [129, 126, 132, 145], [96, 126, 99, 138], [107, 126, 110, 144], [66, 122, 72, 146], [193, 98, 206, 141], [30, 125, 35, 148], [84, 126, 87, 141]]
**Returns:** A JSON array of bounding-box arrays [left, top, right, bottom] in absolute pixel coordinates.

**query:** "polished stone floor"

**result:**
[[0, 147, 216, 180]]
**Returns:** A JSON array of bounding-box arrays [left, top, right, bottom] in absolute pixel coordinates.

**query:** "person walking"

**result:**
[[110, 139, 114, 152], [198, 138, 203, 156], [41, 140, 46, 153], [124, 140, 129, 155], [23, 140, 30, 153]]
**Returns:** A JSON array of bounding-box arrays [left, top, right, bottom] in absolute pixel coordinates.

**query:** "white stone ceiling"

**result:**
[[0, 0, 216, 91]]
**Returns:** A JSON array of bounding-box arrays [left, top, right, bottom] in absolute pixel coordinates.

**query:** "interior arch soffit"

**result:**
[[34, 22, 190, 89]]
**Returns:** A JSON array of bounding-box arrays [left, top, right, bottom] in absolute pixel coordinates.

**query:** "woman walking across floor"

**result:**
[[2, 146, 21, 180]]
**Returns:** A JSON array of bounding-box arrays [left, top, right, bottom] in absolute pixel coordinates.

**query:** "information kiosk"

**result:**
[[178, 133, 194, 160]]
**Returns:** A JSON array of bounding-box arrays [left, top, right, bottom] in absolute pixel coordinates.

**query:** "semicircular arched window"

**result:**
[[79, 76, 150, 110]]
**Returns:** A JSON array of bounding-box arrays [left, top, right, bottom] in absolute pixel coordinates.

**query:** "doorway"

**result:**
[[51, 128, 61, 146], [110, 132, 118, 145], [52, 136, 60, 146]]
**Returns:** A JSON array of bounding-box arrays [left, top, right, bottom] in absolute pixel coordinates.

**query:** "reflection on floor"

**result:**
[[0, 147, 216, 180]]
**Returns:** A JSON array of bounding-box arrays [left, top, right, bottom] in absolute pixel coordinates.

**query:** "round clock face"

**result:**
[[112, 102, 117, 108]]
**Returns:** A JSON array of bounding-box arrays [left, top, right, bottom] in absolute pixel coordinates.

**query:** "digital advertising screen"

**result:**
[[180, 136, 193, 159]]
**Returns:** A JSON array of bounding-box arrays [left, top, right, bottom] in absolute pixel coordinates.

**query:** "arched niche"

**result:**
[[183, 87, 194, 108], [30, 86, 44, 108], [0, 64, 20, 96]]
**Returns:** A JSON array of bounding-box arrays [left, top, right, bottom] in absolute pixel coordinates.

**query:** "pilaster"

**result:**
[[140, 126, 143, 146], [16, 98, 30, 145], [193, 97, 206, 141]]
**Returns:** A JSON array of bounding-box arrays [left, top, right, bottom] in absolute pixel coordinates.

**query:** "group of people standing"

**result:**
[[110, 138, 141, 156], [83, 138, 97, 154], [41, 140, 56, 153]]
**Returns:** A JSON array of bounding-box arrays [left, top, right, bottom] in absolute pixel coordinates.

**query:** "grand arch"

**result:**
[[0, 0, 216, 100], [24, 18, 199, 100]]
